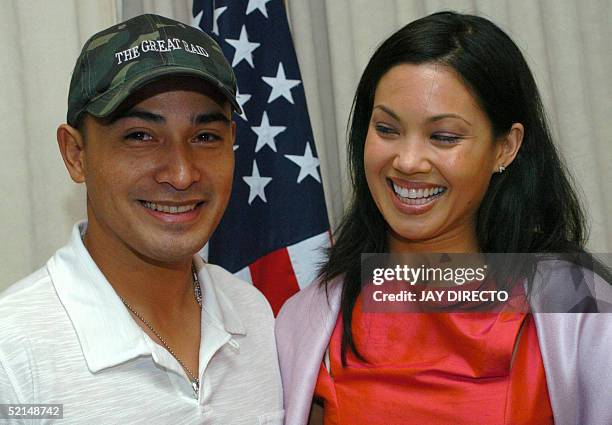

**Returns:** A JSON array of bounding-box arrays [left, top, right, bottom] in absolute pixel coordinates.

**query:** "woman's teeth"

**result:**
[[142, 202, 198, 214], [392, 183, 446, 200]]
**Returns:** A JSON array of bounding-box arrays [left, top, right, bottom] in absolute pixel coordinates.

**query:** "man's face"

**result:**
[[79, 78, 235, 265]]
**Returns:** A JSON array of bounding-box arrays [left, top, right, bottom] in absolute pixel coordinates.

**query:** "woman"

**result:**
[[276, 11, 612, 425]]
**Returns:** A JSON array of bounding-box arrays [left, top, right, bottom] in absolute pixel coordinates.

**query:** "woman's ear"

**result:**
[[495, 123, 524, 173], [57, 123, 87, 183]]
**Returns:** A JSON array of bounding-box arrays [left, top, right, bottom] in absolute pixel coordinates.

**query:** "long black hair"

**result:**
[[319, 11, 605, 362]]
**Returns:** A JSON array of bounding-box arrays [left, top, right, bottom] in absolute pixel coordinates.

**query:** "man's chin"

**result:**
[[129, 238, 207, 266]]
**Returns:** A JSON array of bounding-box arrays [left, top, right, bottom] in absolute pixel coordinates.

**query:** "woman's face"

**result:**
[[364, 63, 504, 253]]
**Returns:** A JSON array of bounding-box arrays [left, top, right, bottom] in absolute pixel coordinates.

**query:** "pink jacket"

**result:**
[[275, 262, 612, 425]]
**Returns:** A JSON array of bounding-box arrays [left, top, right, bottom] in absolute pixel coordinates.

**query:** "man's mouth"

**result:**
[[389, 180, 447, 205], [140, 201, 202, 214]]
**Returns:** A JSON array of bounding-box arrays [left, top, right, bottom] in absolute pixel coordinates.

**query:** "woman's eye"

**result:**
[[375, 124, 398, 136], [125, 131, 153, 142], [431, 133, 462, 144]]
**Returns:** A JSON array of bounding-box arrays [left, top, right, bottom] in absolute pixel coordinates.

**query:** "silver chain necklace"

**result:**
[[120, 265, 202, 397]]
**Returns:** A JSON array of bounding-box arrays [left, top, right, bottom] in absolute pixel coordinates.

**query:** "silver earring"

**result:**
[[498, 165, 506, 173]]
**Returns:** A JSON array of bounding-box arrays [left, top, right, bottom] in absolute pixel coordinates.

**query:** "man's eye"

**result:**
[[125, 131, 153, 141], [195, 132, 221, 143], [431, 133, 462, 144]]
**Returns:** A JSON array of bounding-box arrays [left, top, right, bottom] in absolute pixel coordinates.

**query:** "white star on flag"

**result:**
[[225, 25, 260, 68], [212, 6, 227, 35], [251, 111, 287, 153], [246, 0, 273, 18], [262, 62, 301, 104], [285, 142, 321, 183], [191, 10, 204, 29], [236, 88, 252, 121], [243, 160, 273, 204]]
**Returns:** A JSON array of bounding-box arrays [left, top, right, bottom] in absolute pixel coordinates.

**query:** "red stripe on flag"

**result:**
[[249, 248, 300, 316]]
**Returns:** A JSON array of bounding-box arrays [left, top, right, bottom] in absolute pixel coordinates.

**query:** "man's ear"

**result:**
[[57, 123, 87, 183], [495, 123, 524, 172]]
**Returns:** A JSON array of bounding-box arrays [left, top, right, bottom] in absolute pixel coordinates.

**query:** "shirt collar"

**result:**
[[47, 221, 246, 374], [193, 255, 246, 337]]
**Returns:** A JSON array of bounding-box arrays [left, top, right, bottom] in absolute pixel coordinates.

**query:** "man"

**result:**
[[0, 14, 283, 424]]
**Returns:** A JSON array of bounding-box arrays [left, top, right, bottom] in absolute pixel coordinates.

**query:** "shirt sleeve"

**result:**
[[0, 356, 22, 403], [0, 357, 28, 424]]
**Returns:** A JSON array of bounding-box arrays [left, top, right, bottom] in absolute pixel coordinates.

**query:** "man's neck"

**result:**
[[82, 224, 197, 323]]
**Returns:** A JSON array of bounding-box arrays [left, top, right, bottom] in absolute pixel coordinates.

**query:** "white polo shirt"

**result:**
[[0, 222, 284, 424]]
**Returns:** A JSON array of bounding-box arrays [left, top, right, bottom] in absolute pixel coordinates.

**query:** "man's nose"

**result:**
[[154, 141, 201, 190]]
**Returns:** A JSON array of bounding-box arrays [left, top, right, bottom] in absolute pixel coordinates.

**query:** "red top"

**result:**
[[314, 300, 554, 424]]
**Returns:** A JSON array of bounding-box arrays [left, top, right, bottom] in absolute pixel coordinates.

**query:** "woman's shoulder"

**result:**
[[530, 257, 612, 312], [276, 277, 343, 338]]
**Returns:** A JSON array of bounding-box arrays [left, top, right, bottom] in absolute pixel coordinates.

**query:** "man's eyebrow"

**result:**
[[111, 110, 231, 125], [113, 109, 165, 123], [192, 112, 231, 125]]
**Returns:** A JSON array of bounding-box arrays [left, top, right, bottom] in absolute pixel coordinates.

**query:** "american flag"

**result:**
[[192, 0, 330, 314]]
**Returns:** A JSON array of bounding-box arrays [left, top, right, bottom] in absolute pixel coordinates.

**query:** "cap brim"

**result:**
[[84, 65, 242, 120]]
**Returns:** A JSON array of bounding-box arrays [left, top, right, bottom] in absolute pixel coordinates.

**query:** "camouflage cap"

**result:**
[[67, 13, 240, 126]]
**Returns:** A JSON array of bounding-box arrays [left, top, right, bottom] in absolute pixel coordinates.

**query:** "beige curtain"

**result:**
[[119, 0, 191, 23], [0, 0, 118, 290], [1, 0, 610, 291]]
